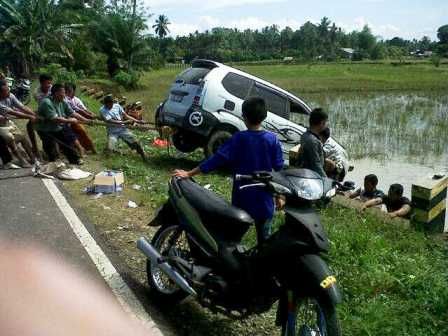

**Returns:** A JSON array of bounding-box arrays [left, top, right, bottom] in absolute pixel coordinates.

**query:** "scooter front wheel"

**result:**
[[146, 225, 190, 303], [281, 295, 341, 336]]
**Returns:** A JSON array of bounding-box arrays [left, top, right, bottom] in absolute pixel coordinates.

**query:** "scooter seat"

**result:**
[[177, 179, 253, 241]]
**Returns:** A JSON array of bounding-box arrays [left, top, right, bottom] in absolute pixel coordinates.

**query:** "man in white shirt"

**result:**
[[320, 127, 345, 180], [64, 83, 96, 154], [34, 74, 52, 105], [100, 95, 146, 160], [0, 80, 36, 166]]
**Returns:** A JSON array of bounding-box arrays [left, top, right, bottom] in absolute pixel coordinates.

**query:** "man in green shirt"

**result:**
[[36, 84, 90, 165]]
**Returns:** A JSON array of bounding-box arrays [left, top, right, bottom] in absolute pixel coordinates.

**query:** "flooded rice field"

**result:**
[[295, 92, 448, 227]]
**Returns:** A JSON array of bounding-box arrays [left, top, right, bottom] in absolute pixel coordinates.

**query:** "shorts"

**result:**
[[107, 128, 137, 150], [0, 121, 22, 142]]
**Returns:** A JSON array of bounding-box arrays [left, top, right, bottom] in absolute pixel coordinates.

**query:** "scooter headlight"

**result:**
[[291, 178, 324, 200]]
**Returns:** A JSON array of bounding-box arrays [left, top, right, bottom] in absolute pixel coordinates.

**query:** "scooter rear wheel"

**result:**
[[146, 225, 190, 303]]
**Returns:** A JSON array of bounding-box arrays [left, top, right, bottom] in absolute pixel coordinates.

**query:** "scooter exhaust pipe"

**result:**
[[137, 237, 197, 296]]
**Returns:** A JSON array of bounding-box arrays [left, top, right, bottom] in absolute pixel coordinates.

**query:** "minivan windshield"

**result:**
[[176, 67, 211, 85]]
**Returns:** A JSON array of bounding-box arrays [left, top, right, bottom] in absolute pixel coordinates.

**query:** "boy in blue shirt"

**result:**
[[174, 97, 284, 243]]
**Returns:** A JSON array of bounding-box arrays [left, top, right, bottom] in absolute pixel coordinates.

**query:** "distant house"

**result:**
[[339, 48, 355, 59], [415, 50, 433, 58], [283, 56, 294, 62]]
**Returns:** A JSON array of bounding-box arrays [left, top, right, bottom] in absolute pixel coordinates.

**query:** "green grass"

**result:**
[[63, 133, 448, 335], [58, 65, 448, 335], [237, 63, 448, 93]]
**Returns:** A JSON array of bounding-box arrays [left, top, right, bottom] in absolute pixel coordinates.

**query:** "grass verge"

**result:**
[[58, 88, 448, 335]]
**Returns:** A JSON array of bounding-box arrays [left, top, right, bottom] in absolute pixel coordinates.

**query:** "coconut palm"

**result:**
[[0, 0, 80, 75], [152, 14, 170, 39], [89, 9, 151, 74]]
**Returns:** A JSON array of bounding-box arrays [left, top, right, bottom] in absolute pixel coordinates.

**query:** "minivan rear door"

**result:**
[[163, 67, 212, 121]]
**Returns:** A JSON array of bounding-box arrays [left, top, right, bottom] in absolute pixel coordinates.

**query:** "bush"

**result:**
[[75, 70, 86, 80], [113, 70, 141, 89], [150, 54, 165, 70], [37, 63, 78, 84], [430, 54, 441, 67]]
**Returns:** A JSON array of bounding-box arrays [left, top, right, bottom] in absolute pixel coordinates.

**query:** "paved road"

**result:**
[[0, 169, 167, 335], [0, 170, 103, 282]]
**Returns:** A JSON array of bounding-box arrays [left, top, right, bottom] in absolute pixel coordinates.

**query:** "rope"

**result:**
[[37, 120, 170, 156]]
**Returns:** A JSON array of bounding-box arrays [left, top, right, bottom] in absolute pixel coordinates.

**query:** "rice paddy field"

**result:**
[[58, 62, 448, 335]]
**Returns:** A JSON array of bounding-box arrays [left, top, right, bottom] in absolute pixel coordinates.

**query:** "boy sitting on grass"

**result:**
[[174, 97, 284, 243], [100, 95, 146, 161], [347, 174, 384, 202], [361, 183, 411, 218]]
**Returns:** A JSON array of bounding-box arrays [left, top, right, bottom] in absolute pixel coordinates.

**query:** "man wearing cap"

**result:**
[[100, 95, 146, 161]]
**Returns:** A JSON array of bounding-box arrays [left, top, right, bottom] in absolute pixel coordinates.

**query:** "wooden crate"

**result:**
[[411, 175, 448, 233]]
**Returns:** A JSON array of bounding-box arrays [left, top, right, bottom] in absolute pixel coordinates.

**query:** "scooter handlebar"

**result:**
[[239, 183, 267, 190]]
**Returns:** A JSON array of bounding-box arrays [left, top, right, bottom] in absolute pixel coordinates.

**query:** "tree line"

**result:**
[[1, 0, 447, 83], [165, 23, 446, 63]]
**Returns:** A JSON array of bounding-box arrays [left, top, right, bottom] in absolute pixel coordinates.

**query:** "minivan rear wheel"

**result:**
[[172, 131, 200, 153], [204, 130, 233, 158]]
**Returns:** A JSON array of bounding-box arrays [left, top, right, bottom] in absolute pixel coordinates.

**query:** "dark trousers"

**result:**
[[0, 136, 12, 165], [37, 130, 80, 164], [26, 120, 39, 154]]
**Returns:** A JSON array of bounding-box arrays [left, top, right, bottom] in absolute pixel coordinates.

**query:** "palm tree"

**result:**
[[90, 11, 150, 74], [152, 14, 170, 39], [0, 0, 79, 75]]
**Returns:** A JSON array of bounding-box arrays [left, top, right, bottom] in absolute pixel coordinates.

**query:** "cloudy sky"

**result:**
[[146, 0, 447, 40]]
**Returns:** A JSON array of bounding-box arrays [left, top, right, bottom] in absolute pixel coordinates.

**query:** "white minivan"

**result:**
[[157, 59, 349, 176]]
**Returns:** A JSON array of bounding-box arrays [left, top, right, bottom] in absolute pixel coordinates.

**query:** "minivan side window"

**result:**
[[222, 73, 254, 100], [290, 100, 310, 115], [176, 67, 211, 85], [249, 84, 288, 119]]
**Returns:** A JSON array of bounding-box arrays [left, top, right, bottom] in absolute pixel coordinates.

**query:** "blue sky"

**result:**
[[145, 0, 447, 40]]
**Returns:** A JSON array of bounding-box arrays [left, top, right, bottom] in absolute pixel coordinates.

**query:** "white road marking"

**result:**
[[42, 179, 163, 335]]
